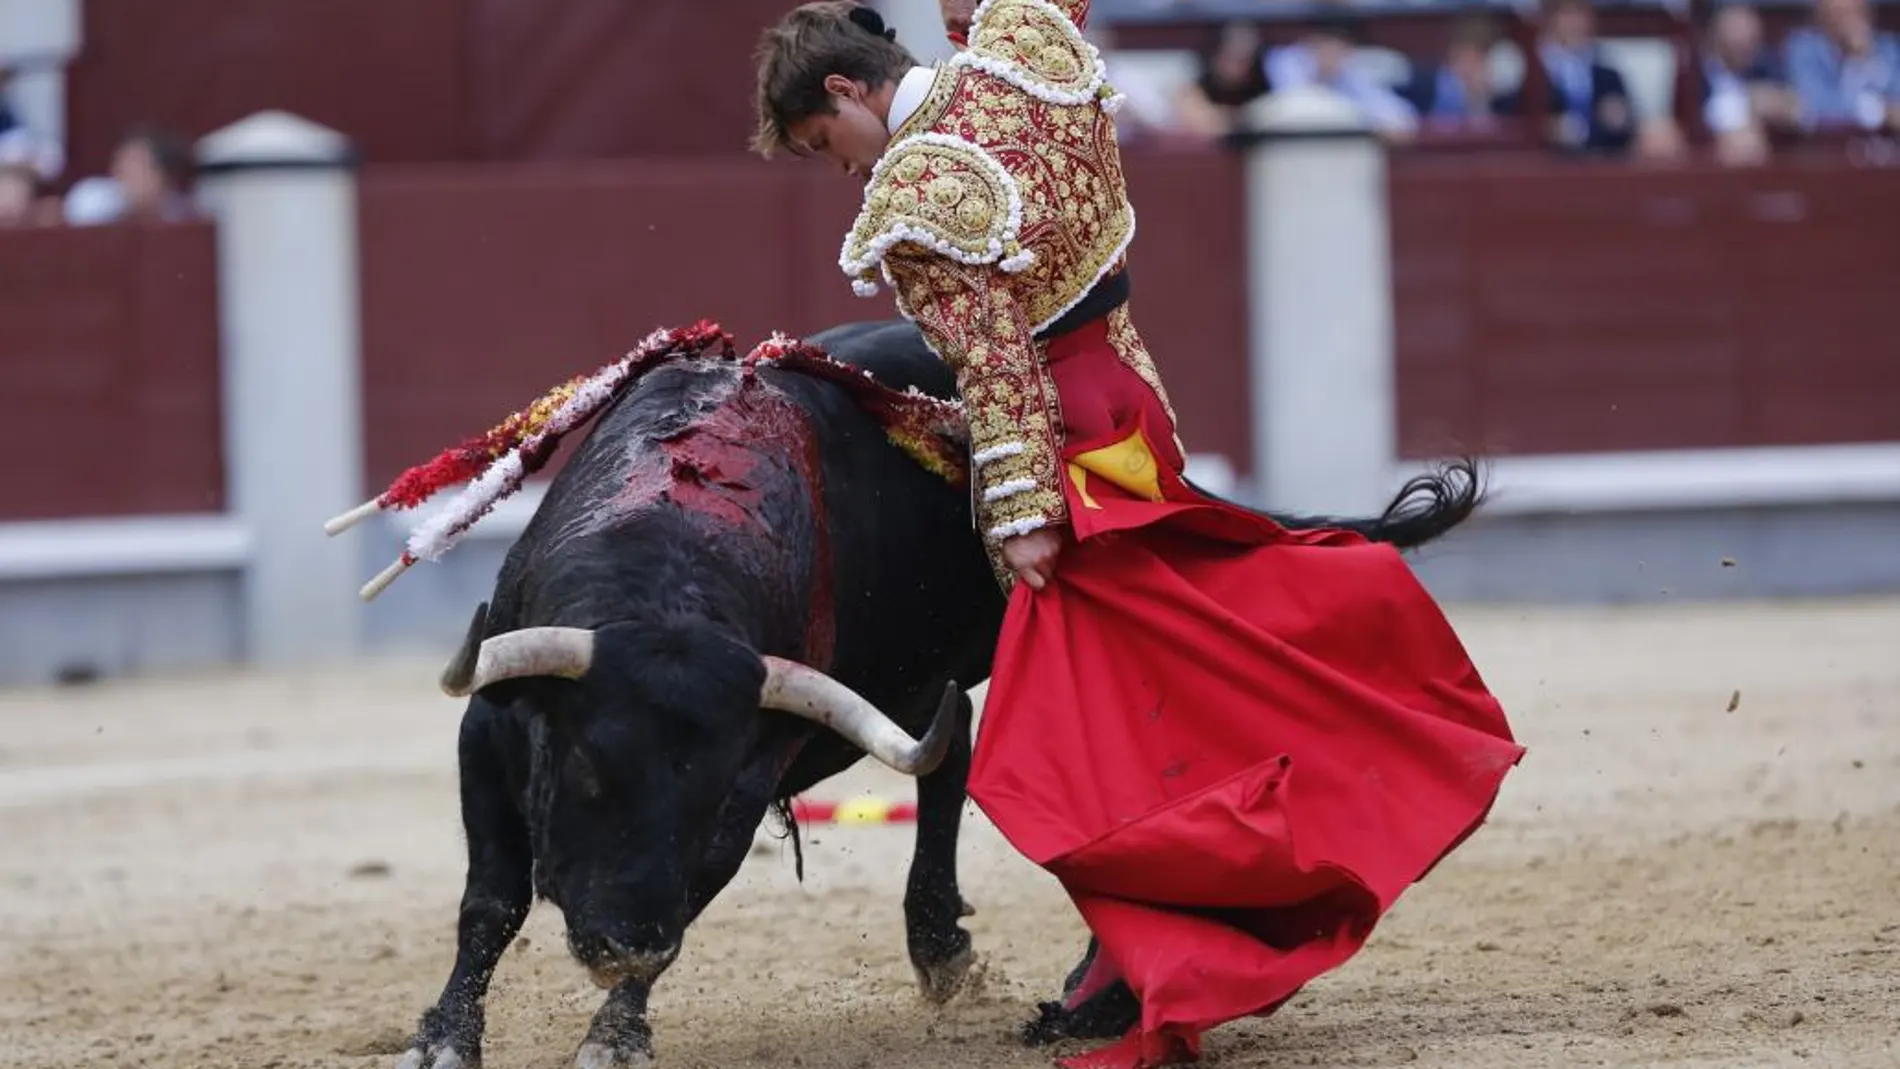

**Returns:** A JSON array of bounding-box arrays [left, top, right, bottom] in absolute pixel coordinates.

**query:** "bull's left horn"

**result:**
[[759, 660, 959, 776], [441, 626, 596, 697]]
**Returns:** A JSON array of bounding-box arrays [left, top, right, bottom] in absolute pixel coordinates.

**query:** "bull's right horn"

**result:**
[[760, 659, 959, 776], [441, 624, 596, 697]]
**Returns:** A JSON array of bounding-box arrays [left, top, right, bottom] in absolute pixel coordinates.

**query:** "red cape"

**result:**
[[967, 420, 1524, 1067]]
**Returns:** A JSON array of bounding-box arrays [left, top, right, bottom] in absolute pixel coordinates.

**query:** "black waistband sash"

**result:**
[[1033, 270, 1130, 343]]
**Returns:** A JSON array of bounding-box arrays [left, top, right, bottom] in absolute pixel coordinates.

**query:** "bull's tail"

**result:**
[[1185, 456, 1486, 550]]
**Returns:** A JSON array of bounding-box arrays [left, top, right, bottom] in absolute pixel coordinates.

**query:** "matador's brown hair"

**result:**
[[751, 2, 916, 158]]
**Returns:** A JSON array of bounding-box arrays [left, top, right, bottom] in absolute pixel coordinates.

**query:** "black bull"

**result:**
[[396, 319, 1482, 1069]]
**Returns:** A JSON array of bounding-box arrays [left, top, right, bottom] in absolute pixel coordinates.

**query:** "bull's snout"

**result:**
[[568, 928, 681, 989]]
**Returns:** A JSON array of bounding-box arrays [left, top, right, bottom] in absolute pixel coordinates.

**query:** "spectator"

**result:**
[[1261, 12, 1421, 142], [1400, 13, 1507, 131], [1695, 4, 1800, 164], [0, 159, 35, 227], [1174, 21, 1271, 138], [1499, 0, 1640, 154], [1784, 0, 1900, 131], [0, 126, 63, 228], [65, 123, 202, 226], [0, 67, 19, 136]]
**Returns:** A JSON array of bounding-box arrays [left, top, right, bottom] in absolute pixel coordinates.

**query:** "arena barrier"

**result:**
[[4, 108, 1898, 685]]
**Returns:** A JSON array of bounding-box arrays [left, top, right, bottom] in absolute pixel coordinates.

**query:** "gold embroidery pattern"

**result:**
[[1050, 0, 1093, 27], [971, 0, 1094, 38], [966, 0, 1098, 98], [887, 248, 1068, 561], [831, 0, 1154, 590], [929, 79, 1133, 334], [841, 134, 1028, 294]]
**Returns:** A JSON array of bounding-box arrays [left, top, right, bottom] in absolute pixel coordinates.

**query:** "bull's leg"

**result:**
[[398, 706, 533, 1069], [573, 981, 655, 1069], [572, 753, 785, 1069], [905, 688, 977, 1004]]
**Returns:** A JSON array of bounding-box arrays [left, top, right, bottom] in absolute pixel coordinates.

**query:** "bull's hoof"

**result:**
[[395, 1044, 473, 1069], [913, 941, 977, 1005], [574, 1040, 656, 1069], [397, 1004, 481, 1069]]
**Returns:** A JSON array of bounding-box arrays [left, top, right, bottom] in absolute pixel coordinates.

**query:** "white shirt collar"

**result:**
[[888, 66, 936, 134]]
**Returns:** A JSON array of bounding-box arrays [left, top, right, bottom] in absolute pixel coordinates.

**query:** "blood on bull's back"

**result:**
[[492, 322, 1002, 737]]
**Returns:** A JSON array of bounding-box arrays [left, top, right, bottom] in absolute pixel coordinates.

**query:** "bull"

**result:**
[[393, 319, 1484, 1069]]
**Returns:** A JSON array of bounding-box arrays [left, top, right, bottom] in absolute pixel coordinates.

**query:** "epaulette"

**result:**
[[838, 132, 1035, 298]]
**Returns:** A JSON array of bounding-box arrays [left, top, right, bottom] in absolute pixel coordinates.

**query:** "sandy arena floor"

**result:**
[[2, 598, 1897, 1069]]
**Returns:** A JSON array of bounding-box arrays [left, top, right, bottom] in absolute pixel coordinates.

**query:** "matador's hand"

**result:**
[[1001, 527, 1064, 591]]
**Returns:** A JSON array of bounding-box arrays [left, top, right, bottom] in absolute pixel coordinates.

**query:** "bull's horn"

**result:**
[[440, 625, 596, 697], [760, 659, 959, 776]]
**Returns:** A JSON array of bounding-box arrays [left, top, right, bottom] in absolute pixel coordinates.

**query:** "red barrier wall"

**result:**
[[1117, 152, 1254, 473], [0, 223, 224, 520], [11, 150, 1893, 524], [357, 151, 1255, 487], [1389, 155, 1900, 458], [63, 0, 797, 181]]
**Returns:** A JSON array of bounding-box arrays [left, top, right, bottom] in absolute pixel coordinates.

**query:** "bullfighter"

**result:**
[[749, 2, 1527, 1066]]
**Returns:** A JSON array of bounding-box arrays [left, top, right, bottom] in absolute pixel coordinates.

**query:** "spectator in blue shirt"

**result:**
[[1696, 4, 1801, 162], [1784, 0, 1900, 130], [1262, 12, 1421, 142], [1399, 14, 1507, 131], [1497, 0, 1639, 154], [0, 67, 20, 136]]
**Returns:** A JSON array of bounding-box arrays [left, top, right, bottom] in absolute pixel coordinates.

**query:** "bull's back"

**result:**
[[809, 320, 959, 402], [493, 325, 1000, 720], [769, 322, 1003, 722], [491, 360, 813, 637]]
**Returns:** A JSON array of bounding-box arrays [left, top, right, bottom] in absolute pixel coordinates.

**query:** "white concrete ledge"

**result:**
[[0, 514, 252, 582], [1398, 443, 1900, 516], [380, 442, 1900, 540], [10, 443, 1875, 583]]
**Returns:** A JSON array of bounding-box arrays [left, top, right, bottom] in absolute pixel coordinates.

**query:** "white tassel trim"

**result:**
[[955, 0, 1124, 113], [972, 441, 1026, 466], [853, 278, 881, 298], [987, 515, 1049, 541], [839, 131, 1028, 288], [982, 477, 1038, 502]]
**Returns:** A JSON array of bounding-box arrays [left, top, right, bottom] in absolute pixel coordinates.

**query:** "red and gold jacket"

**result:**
[[838, 0, 1180, 562]]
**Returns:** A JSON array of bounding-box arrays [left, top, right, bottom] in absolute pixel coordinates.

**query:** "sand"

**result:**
[[3, 598, 1897, 1068]]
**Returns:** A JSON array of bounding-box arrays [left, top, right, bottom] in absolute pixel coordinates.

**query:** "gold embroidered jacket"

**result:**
[[838, 0, 1177, 553]]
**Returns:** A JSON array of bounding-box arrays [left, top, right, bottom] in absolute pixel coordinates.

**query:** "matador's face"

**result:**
[[787, 75, 894, 182]]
